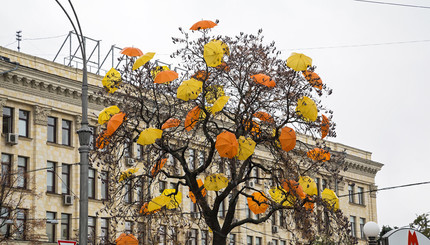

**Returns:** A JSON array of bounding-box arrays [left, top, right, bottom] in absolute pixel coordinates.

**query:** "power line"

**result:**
[[353, 0, 430, 9], [23, 34, 68, 41], [338, 180, 430, 198]]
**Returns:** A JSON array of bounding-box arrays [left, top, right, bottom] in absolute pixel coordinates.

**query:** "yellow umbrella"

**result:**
[[298, 176, 318, 196], [204, 40, 228, 67], [137, 128, 163, 146], [237, 136, 256, 160], [162, 189, 182, 209], [286, 52, 312, 72], [296, 96, 318, 122], [204, 174, 229, 191], [151, 66, 170, 79], [205, 85, 225, 104], [118, 168, 138, 182], [211, 96, 229, 114], [148, 195, 170, 212], [321, 188, 339, 211], [268, 187, 289, 205], [132, 52, 155, 70], [98, 105, 120, 125], [177, 78, 203, 101], [102, 68, 122, 93]]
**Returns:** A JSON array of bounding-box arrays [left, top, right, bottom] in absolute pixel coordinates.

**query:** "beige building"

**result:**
[[0, 46, 383, 244]]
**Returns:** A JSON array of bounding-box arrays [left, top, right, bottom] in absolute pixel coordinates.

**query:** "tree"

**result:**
[[410, 213, 430, 238], [92, 22, 353, 244]]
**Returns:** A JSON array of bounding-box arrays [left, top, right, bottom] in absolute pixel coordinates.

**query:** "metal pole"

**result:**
[[368, 237, 378, 245]]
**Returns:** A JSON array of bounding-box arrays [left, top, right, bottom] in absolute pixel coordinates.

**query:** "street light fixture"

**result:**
[[363, 221, 380, 245]]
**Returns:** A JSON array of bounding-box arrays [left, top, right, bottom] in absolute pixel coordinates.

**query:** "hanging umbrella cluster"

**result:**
[[215, 131, 239, 158], [98, 105, 120, 125], [250, 74, 276, 88], [296, 96, 318, 122], [177, 78, 203, 101], [286, 52, 312, 72], [307, 148, 331, 162], [137, 128, 162, 146], [120, 47, 143, 57], [102, 68, 122, 93], [132, 52, 155, 70], [322, 188, 339, 211], [190, 20, 217, 30], [321, 114, 329, 139], [189, 179, 207, 203], [237, 136, 256, 161], [115, 233, 138, 245], [247, 192, 269, 214], [204, 173, 229, 191], [279, 127, 296, 152], [96, 112, 126, 149], [119, 168, 138, 182], [151, 158, 167, 177]]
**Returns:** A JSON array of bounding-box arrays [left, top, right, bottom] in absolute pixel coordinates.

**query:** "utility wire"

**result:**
[[353, 0, 430, 9], [3, 41, 17, 48], [338, 180, 430, 198], [22, 34, 67, 41]]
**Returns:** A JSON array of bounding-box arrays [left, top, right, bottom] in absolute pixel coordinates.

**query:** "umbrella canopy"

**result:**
[[286, 52, 312, 71], [296, 96, 318, 122], [140, 202, 159, 215], [307, 148, 331, 162], [203, 40, 228, 67], [298, 176, 318, 196], [253, 111, 274, 123], [215, 131, 239, 158], [279, 127, 296, 152], [304, 200, 315, 211], [321, 114, 329, 139], [205, 85, 224, 104], [250, 74, 276, 88], [247, 192, 269, 215], [115, 233, 138, 245], [189, 179, 207, 203], [302, 71, 322, 90], [243, 120, 261, 137], [98, 105, 120, 125], [184, 106, 201, 131], [137, 128, 163, 146], [132, 52, 156, 70], [148, 195, 170, 211], [106, 112, 126, 136], [119, 168, 138, 182], [190, 20, 217, 30], [95, 131, 110, 149], [151, 158, 167, 177], [321, 188, 339, 211], [151, 66, 170, 79], [211, 96, 229, 114], [191, 70, 211, 82], [177, 78, 203, 101], [204, 173, 229, 191], [162, 189, 182, 209], [120, 47, 143, 57], [161, 118, 181, 130], [237, 136, 256, 161], [154, 70, 178, 84], [281, 179, 306, 200], [269, 187, 293, 206], [102, 68, 122, 93]]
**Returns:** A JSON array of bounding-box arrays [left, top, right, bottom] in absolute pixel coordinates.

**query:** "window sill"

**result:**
[[46, 142, 74, 149], [18, 136, 32, 141], [348, 202, 366, 207], [46, 192, 61, 196]]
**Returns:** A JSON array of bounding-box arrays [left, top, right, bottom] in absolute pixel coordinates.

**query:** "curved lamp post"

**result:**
[[55, 1, 91, 244], [363, 221, 380, 245]]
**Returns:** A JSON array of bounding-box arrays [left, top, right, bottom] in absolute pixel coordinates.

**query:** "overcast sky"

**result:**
[[1, 0, 430, 229]]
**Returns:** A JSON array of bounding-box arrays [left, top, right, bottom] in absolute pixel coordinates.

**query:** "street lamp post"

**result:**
[[363, 221, 380, 245], [55, 1, 90, 244]]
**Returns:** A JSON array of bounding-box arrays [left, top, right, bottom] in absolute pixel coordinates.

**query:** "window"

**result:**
[[272, 239, 278, 245], [137, 222, 145, 245], [218, 200, 225, 218], [15, 209, 26, 240], [256, 237, 262, 245], [246, 206, 251, 219], [315, 177, 320, 196], [100, 218, 109, 244], [350, 216, 356, 238], [136, 179, 144, 203], [187, 229, 197, 245], [125, 221, 133, 234], [2, 107, 13, 134], [191, 202, 198, 218], [321, 178, 327, 190], [17, 156, 28, 188], [18, 110, 29, 137], [198, 151, 205, 168], [201, 230, 208, 245], [158, 225, 166, 245], [0, 207, 10, 238], [101, 171, 109, 200], [348, 184, 355, 203], [88, 217, 96, 244], [124, 181, 132, 204], [46, 212, 56, 242], [62, 119, 71, 146], [47, 161, 56, 193], [47, 116, 57, 143], [359, 217, 366, 239], [271, 212, 277, 226], [136, 144, 143, 160], [229, 234, 236, 245], [357, 187, 364, 205], [88, 169, 95, 199], [188, 149, 195, 170], [279, 211, 285, 227], [168, 226, 177, 245], [61, 213, 70, 240], [1, 154, 11, 186], [247, 236, 253, 245], [159, 180, 166, 193], [252, 167, 259, 184], [62, 164, 70, 194], [280, 241, 287, 245]]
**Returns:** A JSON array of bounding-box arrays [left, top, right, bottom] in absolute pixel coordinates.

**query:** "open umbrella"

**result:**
[[307, 148, 331, 162], [154, 70, 178, 84], [253, 111, 274, 123], [298, 176, 318, 196], [137, 128, 162, 146], [102, 68, 122, 93], [205, 85, 224, 104], [247, 192, 269, 215], [215, 131, 238, 158], [161, 118, 181, 130], [98, 105, 120, 125], [279, 127, 296, 152], [211, 96, 229, 114], [184, 106, 201, 131], [190, 20, 217, 30], [304, 199, 315, 211], [268, 187, 292, 206], [204, 173, 229, 191], [95, 131, 110, 149], [243, 120, 261, 137], [132, 52, 155, 70], [177, 79, 203, 101], [151, 65, 170, 79], [115, 233, 138, 245], [119, 168, 138, 182], [250, 74, 276, 88], [191, 70, 211, 82], [281, 179, 306, 200], [286, 52, 312, 71], [296, 96, 318, 122], [321, 114, 329, 139], [105, 112, 126, 136], [120, 47, 143, 57], [162, 189, 182, 209], [189, 179, 206, 203], [151, 158, 167, 177], [148, 195, 170, 211], [204, 40, 228, 67], [322, 188, 339, 211], [302, 71, 322, 90], [140, 202, 160, 215], [237, 136, 256, 161]]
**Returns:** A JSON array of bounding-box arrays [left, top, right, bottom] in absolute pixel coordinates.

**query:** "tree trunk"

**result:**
[[212, 231, 227, 245]]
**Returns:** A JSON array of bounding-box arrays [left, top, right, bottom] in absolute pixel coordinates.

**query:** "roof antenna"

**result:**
[[16, 31, 22, 52]]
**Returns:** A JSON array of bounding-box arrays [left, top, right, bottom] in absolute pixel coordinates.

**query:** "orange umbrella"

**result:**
[[95, 131, 110, 149], [321, 114, 329, 139], [307, 148, 331, 162], [154, 70, 178, 84], [253, 111, 274, 123], [120, 47, 143, 57], [191, 70, 211, 82], [184, 106, 201, 131], [190, 20, 217, 30], [247, 192, 269, 215], [115, 233, 138, 245], [302, 71, 322, 90], [151, 158, 167, 177], [189, 179, 207, 203], [140, 202, 160, 215], [281, 180, 306, 200], [279, 127, 296, 152], [161, 118, 181, 130], [215, 131, 239, 158], [105, 112, 126, 136], [250, 74, 276, 88], [243, 120, 261, 137], [304, 200, 315, 211]]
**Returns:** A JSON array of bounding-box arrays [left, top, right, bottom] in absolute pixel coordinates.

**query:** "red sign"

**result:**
[[409, 231, 419, 245], [58, 240, 77, 245]]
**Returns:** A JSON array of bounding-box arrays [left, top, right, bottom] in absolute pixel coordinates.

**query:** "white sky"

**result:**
[[2, 0, 430, 229]]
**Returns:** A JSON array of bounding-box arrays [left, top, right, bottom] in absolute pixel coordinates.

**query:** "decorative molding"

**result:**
[[0, 97, 7, 117], [34, 105, 52, 126], [75, 115, 82, 130]]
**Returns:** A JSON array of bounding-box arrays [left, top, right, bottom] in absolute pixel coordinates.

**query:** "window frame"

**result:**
[[357, 186, 364, 205], [2, 107, 13, 134], [61, 213, 70, 240], [350, 216, 357, 238], [61, 119, 72, 146], [1, 154, 12, 187], [15, 209, 26, 240], [47, 116, 57, 143], [88, 169, 95, 199], [101, 171, 109, 200], [46, 211, 56, 242], [100, 218, 109, 245], [61, 164, 71, 195], [247, 235, 253, 245], [359, 217, 366, 239], [124, 180, 132, 204], [18, 109, 29, 137], [88, 216, 96, 245], [17, 156, 28, 189], [348, 184, 355, 203], [0, 207, 10, 238], [47, 161, 56, 193]]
